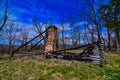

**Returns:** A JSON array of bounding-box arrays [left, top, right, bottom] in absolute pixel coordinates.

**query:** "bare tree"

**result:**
[[80, 0, 105, 63], [68, 13, 72, 45], [32, 16, 47, 51], [17, 27, 29, 53], [32, 17, 42, 34], [0, 0, 8, 31], [68, 15, 81, 46], [81, 0, 104, 42], [85, 25, 89, 44], [87, 25, 95, 43], [4, 22, 17, 54], [106, 28, 114, 50], [76, 21, 81, 45], [60, 19, 65, 49], [73, 21, 81, 46]]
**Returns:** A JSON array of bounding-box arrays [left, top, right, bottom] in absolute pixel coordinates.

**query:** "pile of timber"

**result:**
[[78, 43, 105, 63], [46, 41, 106, 63]]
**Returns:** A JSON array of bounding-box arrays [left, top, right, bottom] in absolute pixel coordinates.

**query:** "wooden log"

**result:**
[[11, 30, 46, 57], [56, 41, 100, 52], [28, 37, 46, 50]]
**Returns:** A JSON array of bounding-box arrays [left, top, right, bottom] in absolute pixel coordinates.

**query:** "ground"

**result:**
[[0, 51, 120, 80]]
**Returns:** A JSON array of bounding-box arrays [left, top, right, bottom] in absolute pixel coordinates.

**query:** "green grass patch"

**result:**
[[0, 52, 120, 80]]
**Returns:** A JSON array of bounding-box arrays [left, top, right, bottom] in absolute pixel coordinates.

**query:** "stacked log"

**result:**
[[46, 42, 106, 63], [80, 43, 105, 63]]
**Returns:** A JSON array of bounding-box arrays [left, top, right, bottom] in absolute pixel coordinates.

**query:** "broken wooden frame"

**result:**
[[11, 26, 106, 63], [11, 30, 47, 57], [46, 41, 106, 63]]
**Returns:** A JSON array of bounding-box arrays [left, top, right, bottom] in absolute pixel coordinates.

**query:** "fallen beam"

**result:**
[[28, 37, 47, 50], [11, 30, 46, 57], [55, 41, 100, 52]]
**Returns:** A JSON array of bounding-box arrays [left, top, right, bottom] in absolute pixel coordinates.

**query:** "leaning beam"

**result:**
[[55, 41, 100, 52], [28, 37, 47, 50], [11, 30, 46, 57]]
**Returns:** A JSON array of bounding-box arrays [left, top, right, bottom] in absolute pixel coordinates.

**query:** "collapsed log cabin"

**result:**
[[12, 25, 106, 63], [45, 26, 106, 63]]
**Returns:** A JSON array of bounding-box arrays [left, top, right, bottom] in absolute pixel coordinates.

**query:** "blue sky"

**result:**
[[0, 0, 109, 44], [1, 0, 109, 24], [7, 0, 85, 24]]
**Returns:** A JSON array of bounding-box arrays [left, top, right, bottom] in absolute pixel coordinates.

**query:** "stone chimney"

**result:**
[[44, 26, 58, 54]]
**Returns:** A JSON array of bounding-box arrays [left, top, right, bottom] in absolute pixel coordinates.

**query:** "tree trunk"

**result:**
[[78, 32, 81, 45], [91, 31, 95, 43], [107, 28, 111, 50], [8, 41, 12, 54], [115, 29, 120, 52], [97, 28, 101, 42], [61, 26, 65, 50], [8, 45, 11, 54]]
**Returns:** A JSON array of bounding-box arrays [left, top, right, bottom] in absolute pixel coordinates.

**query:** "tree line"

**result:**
[[0, 0, 120, 56]]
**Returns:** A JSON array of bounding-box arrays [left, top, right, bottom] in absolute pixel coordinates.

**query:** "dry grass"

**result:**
[[0, 52, 120, 80]]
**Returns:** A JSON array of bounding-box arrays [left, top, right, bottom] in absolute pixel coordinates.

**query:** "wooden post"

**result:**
[[44, 26, 58, 55]]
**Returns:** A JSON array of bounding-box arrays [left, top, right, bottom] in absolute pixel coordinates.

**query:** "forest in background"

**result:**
[[0, 0, 120, 55]]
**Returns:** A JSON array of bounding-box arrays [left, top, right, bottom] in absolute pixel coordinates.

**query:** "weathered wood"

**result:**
[[46, 41, 106, 63], [28, 37, 46, 50], [11, 30, 46, 57], [55, 41, 100, 52]]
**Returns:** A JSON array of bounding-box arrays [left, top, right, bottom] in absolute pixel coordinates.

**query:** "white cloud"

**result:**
[[8, 14, 17, 21], [78, 21, 87, 25], [56, 23, 71, 31], [64, 34, 71, 37]]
